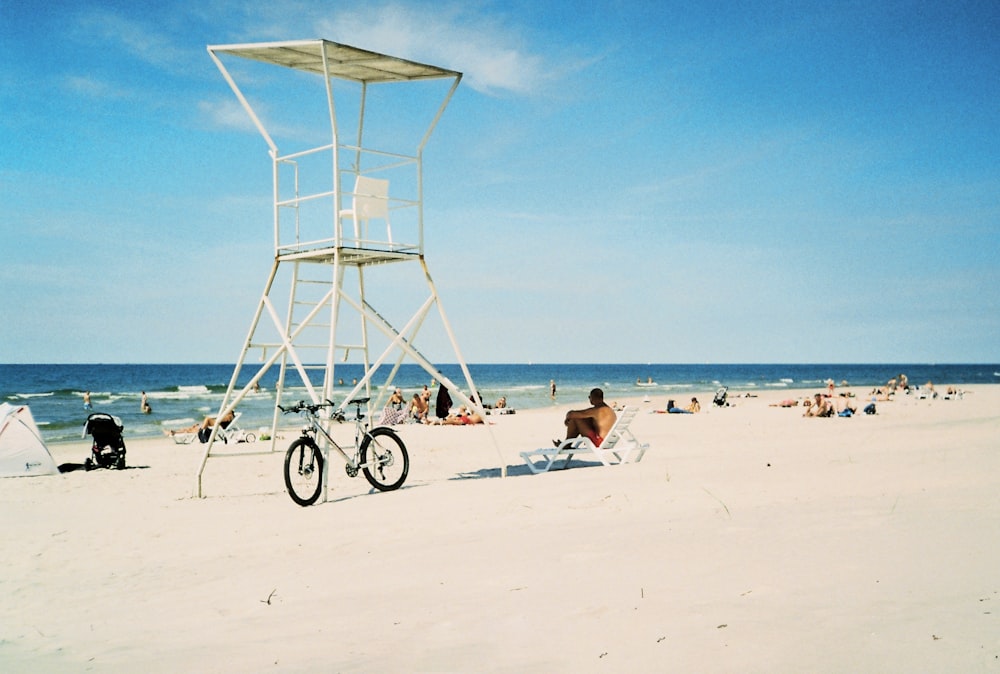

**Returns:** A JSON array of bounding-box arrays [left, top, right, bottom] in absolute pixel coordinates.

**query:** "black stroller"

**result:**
[[82, 413, 127, 470], [713, 386, 729, 407]]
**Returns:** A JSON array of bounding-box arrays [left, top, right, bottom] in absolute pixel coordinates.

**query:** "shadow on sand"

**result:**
[[58, 463, 151, 473], [451, 461, 604, 480]]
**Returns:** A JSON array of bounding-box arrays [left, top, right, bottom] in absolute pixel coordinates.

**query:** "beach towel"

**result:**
[[378, 406, 408, 426]]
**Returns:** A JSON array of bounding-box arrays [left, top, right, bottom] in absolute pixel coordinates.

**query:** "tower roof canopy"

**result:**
[[208, 39, 461, 83]]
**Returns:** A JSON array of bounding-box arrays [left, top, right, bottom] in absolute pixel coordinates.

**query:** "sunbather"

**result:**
[[666, 399, 691, 414], [166, 410, 235, 436], [557, 388, 616, 446], [835, 393, 857, 415], [803, 394, 832, 417], [408, 393, 428, 422], [425, 405, 484, 425], [443, 406, 484, 425]]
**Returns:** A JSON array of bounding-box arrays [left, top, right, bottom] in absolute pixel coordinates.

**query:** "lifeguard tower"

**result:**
[[195, 39, 498, 498]]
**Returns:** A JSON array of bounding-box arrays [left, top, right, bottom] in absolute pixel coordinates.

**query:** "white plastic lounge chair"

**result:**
[[520, 406, 649, 474], [170, 429, 197, 445], [169, 412, 250, 445], [215, 412, 255, 444], [339, 175, 391, 244]]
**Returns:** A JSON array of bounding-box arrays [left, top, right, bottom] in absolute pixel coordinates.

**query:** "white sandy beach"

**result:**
[[3, 385, 999, 672]]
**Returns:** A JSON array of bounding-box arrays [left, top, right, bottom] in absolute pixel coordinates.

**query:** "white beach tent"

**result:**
[[0, 403, 59, 477]]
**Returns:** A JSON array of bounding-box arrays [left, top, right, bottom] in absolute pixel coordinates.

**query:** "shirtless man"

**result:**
[[559, 388, 617, 446], [803, 393, 831, 417], [408, 393, 428, 421]]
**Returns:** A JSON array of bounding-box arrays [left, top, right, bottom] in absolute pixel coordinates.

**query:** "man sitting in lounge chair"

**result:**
[[557, 388, 617, 447]]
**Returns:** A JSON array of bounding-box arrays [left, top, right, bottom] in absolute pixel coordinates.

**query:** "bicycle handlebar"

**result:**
[[278, 400, 332, 415], [278, 397, 370, 417]]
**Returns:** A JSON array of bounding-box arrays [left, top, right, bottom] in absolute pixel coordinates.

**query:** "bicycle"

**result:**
[[279, 397, 409, 507]]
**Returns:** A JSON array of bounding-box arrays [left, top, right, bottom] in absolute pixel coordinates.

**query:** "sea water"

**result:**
[[2, 363, 997, 443]]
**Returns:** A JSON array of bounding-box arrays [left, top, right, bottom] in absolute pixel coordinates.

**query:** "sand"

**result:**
[[2, 385, 999, 672]]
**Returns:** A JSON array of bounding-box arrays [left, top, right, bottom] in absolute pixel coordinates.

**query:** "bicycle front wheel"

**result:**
[[284, 438, 324, 506], [360, 427, 409, 491]]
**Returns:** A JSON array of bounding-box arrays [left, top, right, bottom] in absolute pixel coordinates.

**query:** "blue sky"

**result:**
[[2, 0, 998, 364]]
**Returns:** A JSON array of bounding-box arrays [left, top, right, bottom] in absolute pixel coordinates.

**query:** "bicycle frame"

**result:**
[[291, 400, 376, 473]]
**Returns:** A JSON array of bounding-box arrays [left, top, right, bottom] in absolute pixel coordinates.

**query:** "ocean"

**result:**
[[3, 363, 997, 443]]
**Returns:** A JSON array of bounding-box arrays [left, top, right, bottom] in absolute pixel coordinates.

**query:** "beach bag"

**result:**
[[863, 403, 876, 415]]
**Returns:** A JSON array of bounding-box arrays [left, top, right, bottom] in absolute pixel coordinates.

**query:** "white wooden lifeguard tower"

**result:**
[[195, 40, 498, 498]]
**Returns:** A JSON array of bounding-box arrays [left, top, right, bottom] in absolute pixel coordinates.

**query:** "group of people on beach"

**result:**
[[377, 384, 496, 426], [413, 384, 617, 444], [871, 373, 959, 401], [785, 373, 961, 418], [758, 378, 868, 417], [798, 392, 869, 417]]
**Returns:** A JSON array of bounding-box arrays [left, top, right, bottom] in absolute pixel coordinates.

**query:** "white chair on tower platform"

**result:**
[[339, 175, 391, 245]]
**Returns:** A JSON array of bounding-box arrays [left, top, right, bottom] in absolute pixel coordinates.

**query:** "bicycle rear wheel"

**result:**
[[360, 427, 409, 491], [284, 438, 324, 506]]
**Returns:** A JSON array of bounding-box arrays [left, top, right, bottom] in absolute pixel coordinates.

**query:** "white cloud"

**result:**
[[314, 3, 549, 95], [65, 75, 131, 100], [74, 8, 191, 71], [198, 98, 259, 133], [69, 2, 587, 97]]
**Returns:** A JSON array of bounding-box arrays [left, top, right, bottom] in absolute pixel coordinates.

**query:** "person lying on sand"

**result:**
[[425, 406, 484, 425]]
